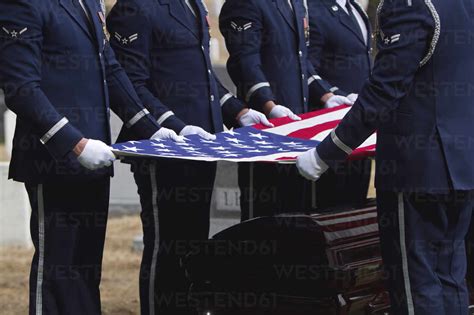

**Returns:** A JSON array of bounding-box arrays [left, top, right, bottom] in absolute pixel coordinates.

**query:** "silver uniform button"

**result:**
[[302, 74, 305, 80], [298, 51, 303, 57], [210, 95, 215, 102], [304, 97, 307, 102], [208, 69, 211, 74]]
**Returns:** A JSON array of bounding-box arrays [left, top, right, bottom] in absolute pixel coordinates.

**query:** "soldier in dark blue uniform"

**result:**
[[297, 0, 474, 314], [308, 0, 373, 94], [107, 1, 272, 314], [307, 0, 374, 209], [220, 0, 357, 219], [0, 0, 182, 313]]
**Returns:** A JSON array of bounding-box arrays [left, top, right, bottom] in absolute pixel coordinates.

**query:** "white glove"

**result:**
[[239, 109, 274, 127], [77, 139, 116, 170], [269, 105, 301, 121], [179, 125, 216, 140], [151, 128, 184, 142], [325, 95, 354, 109], [296, 148, 329, 181], [347, 93, 359, 103]]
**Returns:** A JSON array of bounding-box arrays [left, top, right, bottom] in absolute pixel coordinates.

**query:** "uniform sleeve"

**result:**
[[219, 0, 275, 112], [307, 6, 324, 72], [104, 44, 162, 139], [107, 0, 186, 134], [306, 10, 346, 104], [316, 0, 436, 168], [306, 58, 345, 106], [0, 0, 83, 159], [213, 71, 245, 129]]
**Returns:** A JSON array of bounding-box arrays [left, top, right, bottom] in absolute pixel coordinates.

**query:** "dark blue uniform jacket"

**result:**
[[0, 0, 161, 183], [107, 0, 245, 135], [317, 0, 474, 192]]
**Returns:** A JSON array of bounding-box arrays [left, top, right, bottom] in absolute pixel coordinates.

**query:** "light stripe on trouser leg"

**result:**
[[398, 192, 415, 315], [36, 184, 45, 315], [249, 163, 254, 219], [149, 164, 160, 315]]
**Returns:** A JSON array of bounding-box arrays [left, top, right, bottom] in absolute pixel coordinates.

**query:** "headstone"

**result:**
[[4, 109, 15, 158], [0, 91, 5, 143], [109, 112, 140, 213], [0, 162, 32, 247]]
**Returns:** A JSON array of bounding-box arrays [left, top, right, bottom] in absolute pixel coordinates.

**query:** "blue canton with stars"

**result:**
[[112, 127, 320, 162]]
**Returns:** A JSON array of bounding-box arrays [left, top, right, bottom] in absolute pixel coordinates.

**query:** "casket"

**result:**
[[184, 206, 391, 314]]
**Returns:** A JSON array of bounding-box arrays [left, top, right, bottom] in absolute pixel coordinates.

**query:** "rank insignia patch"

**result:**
[[114, 32, 138, 45], [230, 21, 252, 32], [2, 27, 28, 39]]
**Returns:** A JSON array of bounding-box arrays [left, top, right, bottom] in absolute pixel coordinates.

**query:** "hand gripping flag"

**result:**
[[112, 105, 376, 163]]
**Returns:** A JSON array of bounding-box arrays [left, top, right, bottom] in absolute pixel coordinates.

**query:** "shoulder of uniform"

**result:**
[[110, 0, 153, 18], [223, 0, 261, 9], [114, 0, 153, 11], [0, 0, 42, 12], [0, 0, 45, 26]]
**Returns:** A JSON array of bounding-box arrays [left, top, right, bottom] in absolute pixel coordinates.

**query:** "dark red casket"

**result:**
[[184, 206, 391, 315]]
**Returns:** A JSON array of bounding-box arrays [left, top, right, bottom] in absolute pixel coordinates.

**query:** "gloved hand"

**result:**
[[179, 125, 216, 140], [296, 148, 329, 181], [347, 93, 359, 103], [151, 127, 185, 142], [269, 105, 302, 121], [325, 95, 354, 108], [238, 109, 274, 127], [77, 139, 116, 170]]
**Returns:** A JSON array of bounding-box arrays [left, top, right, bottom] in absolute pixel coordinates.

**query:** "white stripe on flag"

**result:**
[[264, 107, 351, 136]]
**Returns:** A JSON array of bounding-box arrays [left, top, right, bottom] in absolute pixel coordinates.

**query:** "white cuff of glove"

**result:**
[[151, 128, 185, 142], [239, 109, 274, 127], [347, 93, 359, 103], [269, 105, 301, 121], [77, 139, 116, 170], [325, 95, 354, 109], [179, 125, 216, 140], [296, 148, 329, 181]]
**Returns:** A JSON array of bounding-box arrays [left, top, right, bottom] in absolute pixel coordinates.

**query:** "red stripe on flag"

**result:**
[[287, 120, 339, 139], [252, 105, 350, 130]]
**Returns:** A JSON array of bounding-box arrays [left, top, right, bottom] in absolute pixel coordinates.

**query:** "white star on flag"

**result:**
[[249, 133, 267, 139], [211, 146, 228, 151], [223, 130, 240, 136], [253, 140, 271, 145], [155, 148, 173, 153], [225, 137, 243, 144], [200, 139, 217, 144], [122, 146, 142, 152], [151, 143, 168, 148]]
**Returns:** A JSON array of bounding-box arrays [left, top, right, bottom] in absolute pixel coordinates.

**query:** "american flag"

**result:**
[[112, 105, 376, 162]]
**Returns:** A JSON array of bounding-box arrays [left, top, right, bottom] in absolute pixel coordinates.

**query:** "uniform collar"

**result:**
[[157, 0, 201, 39]]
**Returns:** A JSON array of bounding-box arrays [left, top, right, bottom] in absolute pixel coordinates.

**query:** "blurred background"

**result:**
[[0, 0, 378, 314]]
